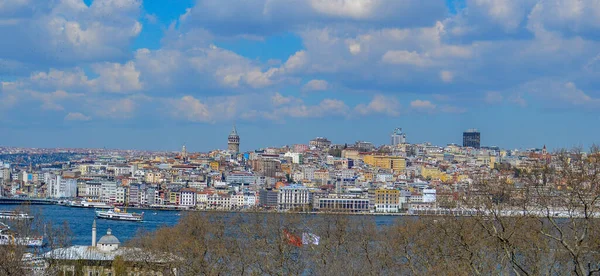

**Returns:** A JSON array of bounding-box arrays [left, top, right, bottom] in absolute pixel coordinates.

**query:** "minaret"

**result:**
[[228, 124, 240, 154], [92, 219, 97, 247]]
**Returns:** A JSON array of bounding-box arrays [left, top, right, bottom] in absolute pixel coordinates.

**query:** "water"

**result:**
[[0, 205, 181, 245], [0, 205, 403, 245]]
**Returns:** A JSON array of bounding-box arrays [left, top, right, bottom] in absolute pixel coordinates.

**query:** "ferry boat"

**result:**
[[0, 223, 44, 247], [61, 200, 111, 209], [0, 211, 34, 220], [96, 207, 143, 222]]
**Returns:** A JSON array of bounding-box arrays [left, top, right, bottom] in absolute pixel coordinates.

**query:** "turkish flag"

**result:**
[[283, 229, 302, 247]]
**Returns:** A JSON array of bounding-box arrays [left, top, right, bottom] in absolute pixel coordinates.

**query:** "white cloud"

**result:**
[[527, 0, 600, 37], [65, 112, 91, 121], [410, 99, 436, 112], [0, 0, 143, 68], [382, 50, 430, 67], [283, 50, 308, 72], [166, 96, 212, 123], [272, 92, 300, 106], [309, 0, 378, 19], [302, 79, 329, 91], [355, 94, 400, 116], [178, 0, 446, 36], [91, 61, 142, 93]]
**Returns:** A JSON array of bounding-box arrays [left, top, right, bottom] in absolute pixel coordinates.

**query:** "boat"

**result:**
[[0, 223, 44, 247], [63, 200, 111, 209], [0, 233, 44, 247], [0, 211, 34, 220], [96, 207, 143, 222]]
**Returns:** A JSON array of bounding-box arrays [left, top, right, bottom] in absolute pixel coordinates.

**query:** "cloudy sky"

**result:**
[[0, 0, 599, 151]]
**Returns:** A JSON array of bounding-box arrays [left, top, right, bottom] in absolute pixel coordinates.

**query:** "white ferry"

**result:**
[[0, 211, 34, 220], [62, 200, 111, 209], [96, 207, 143, 222], [0, 223, 44, 247]]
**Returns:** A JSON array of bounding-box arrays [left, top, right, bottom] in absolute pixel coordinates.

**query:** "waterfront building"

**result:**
[[314, 194, 370, 213], [374, 189, 401, 213], [391, 128, 406, 145], [259, 189, 279, 209], [180, 188, 197, 206], [463, 129, 481, 148], [100, 181, 118, 203], [277, 185, 311, 211], [227, 125, 240, 154], [243, 192, 257, 207], [45, 174, 77, 198]]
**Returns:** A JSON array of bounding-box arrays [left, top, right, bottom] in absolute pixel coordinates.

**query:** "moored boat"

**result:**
[[95, 207, 143, 222], [63, 200, 111, 209], [0, 211, 34, 220], [0, 222, 44, 247]]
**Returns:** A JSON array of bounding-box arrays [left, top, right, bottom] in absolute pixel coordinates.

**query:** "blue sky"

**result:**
[[1, 0, 599, 152]]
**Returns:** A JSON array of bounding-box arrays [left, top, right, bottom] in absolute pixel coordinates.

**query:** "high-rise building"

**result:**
[[391, 128, 406, 145], [463, 129, 481, 148], [228, 125, 240, 153]]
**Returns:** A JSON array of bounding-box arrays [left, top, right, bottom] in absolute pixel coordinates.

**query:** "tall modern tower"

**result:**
[[228, 125, 240, 154], [463, 129, 481, 148], [391, 128, 406, 145]]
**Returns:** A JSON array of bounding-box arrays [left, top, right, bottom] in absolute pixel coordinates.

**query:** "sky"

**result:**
[[0, 0, 599, 152]]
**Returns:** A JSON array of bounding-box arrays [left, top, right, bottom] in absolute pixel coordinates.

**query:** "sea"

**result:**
[[0, 205, 403, 246]]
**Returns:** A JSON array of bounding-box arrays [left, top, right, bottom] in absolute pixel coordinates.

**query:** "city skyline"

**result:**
[[1, 0, 599, 151], [0, 125, 575, 153]]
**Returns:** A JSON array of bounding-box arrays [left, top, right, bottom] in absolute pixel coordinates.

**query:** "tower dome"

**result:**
[[228, 125, 240, 153]]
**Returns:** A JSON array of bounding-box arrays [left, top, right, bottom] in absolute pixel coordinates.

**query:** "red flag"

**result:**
[[283, 229, 302, 247]]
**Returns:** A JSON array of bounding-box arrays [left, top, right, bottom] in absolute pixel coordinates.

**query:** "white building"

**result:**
[[180, 189, 196, 206], [302, 167, 316, 181], [109, 165, 132, 176], [100, 181, 117, 203], [226, 172, 255, 185], [231, 194, 245, 207], [45, 174, 77, 198], [115, 186, 126, 204], [196, 192, 209, 207], [284, 152, 303, 164], [277, 185, 311, 211], [376, 173, 394, 183], [244, 192, 257, 207], [422, 188, 437, 203], [84, 182, 102, 198]]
